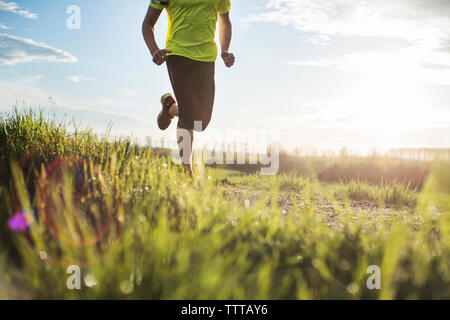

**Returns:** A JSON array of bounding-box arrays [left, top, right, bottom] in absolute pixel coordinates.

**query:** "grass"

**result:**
[[1, 109, 450, 299], [218, 147, 432, 189]]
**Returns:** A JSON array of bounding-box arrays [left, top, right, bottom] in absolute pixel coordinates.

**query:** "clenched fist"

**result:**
[[221, 51, 235, 68], [152, 49, 172, 66]]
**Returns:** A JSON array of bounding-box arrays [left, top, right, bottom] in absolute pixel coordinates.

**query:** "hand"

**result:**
[[152, 49, 172, 66], [221, 51, 235, 68]]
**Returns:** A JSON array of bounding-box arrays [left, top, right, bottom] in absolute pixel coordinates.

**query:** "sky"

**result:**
[[1, 0, 450, 153]]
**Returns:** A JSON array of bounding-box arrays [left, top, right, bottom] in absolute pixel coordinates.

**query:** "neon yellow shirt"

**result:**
[[150, 0, 231, 62]]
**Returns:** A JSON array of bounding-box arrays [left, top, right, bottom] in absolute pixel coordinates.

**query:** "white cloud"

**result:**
[[0, 76, 49, 110], [0, 34, 77, 65], [119, 88, 138, 97], [0, 1, 37, 19], [67, 75, 95, 83], [0, 23, 10, 29], [289, 45, 450, 85], [0, 78, 149, 125], [246, 0, 450, 45], [247, 1, 450, 85], [14, 74, 44, 83]]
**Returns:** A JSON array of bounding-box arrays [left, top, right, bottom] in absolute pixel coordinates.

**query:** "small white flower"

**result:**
[[84, 274, 97, 288], [39, 251, 48, 260]]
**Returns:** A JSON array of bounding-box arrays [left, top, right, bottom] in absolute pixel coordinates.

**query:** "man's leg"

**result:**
[[166, 55, 215, 175], [180, 61, 214, 176], [166, 56, 195, 174], [177, 127, 194, 175]]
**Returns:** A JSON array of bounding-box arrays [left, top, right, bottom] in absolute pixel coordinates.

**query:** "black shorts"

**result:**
[[166, 55, 215, 131]]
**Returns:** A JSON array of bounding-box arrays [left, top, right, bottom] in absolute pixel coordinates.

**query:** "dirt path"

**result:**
[[221, 184, 419, 229]]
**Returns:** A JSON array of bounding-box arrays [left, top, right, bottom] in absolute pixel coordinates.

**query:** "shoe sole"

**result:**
[[157, 93, 175, 130]]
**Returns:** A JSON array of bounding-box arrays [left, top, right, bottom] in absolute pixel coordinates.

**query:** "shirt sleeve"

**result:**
[[150, 0, 169, 10], [218, 0, 231, 14]]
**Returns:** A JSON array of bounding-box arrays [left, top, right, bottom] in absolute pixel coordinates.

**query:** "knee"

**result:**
[[179, 103, 213, 132], [197, 112, 212, 132]]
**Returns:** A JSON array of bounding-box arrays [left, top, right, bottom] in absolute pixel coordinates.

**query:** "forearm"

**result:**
[[219, 21, 232, 53], [142, 20, 159, 56]]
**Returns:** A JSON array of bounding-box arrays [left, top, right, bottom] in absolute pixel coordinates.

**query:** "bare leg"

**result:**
[[166, 55, 215, 177], [170, 103, 193, 175], [177, 127, 194, 176]]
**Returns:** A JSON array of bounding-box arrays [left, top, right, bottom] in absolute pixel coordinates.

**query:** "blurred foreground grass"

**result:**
[[1, 109, 449, 299]]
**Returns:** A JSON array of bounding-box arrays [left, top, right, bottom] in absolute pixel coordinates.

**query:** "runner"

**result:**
[[142, 0, 235, 175]]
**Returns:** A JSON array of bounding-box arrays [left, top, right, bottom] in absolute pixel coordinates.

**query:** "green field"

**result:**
[[1, 109, 450, 299]]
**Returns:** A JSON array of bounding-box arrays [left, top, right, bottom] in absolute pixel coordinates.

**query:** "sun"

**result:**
[[342, 62, 429, 133]]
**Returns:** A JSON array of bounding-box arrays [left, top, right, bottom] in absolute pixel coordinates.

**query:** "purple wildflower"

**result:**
[[8, 212, 33, 232]]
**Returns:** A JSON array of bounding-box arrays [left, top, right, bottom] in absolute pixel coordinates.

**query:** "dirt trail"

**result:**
[[221, 185, 419, 229]]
